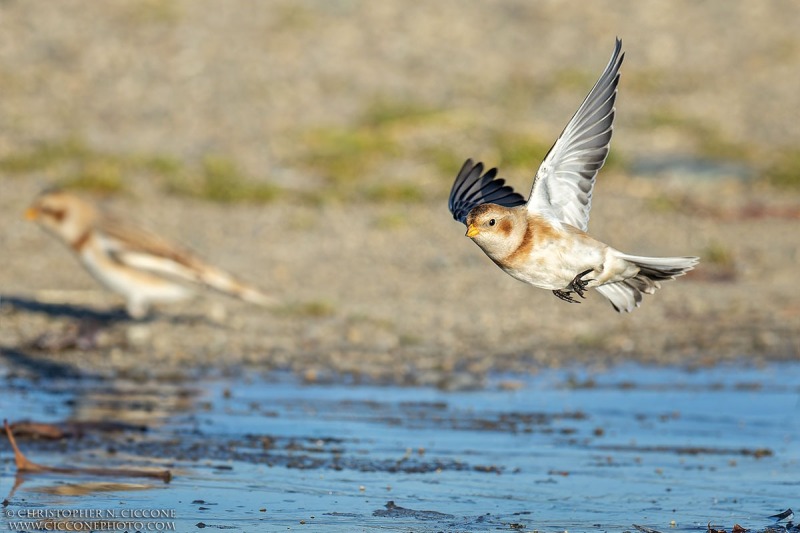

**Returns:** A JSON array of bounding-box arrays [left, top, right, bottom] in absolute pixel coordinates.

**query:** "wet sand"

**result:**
[[0, 2, 798, 382], [1, 4, 799, 530], [1, 183, 798, 385], [2, 365, 798, 532]]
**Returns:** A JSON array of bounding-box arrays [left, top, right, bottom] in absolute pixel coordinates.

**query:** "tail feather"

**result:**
[[196, 265, 276, 307], [596, 255, 698, 313], [621, 254, 699, 280]]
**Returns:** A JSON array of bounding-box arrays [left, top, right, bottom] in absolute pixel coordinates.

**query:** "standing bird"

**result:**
[[26, 190, 274, 318], [448, 39, 698, 313]]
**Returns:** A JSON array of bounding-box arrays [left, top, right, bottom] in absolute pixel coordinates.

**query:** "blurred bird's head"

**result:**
[[26, 190, 96, 247], [465, 204, 526, 258]]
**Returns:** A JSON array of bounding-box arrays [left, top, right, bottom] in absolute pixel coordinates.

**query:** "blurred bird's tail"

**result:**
[[595, 255, 698, 313], [198, 265, 276, 307]]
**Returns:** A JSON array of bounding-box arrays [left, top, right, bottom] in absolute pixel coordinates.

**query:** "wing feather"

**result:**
[[527, 38, 625, 231], [96, 216, 207, 282], [448, 159, 526, 224]]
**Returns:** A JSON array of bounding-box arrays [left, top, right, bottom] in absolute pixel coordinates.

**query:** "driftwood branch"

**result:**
[[3, 419, 171, 483]]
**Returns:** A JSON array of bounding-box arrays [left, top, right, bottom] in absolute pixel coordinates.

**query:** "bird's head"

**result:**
[[26, 190, 96, 245], [465, 204, 526, 258]]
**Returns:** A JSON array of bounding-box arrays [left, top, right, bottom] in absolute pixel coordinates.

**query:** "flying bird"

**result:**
[[448, 39, 698, 312], [26, 190, 274, 318]]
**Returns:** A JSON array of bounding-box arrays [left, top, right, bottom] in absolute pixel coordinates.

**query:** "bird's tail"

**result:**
[[595, 254, 698, 313], [196, 265, 276, 307]]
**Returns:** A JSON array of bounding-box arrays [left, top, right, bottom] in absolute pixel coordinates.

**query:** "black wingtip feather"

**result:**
[[448, 159, 526, 224]]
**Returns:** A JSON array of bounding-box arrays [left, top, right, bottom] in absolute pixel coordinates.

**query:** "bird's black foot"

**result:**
[[552, 289, 580, 304], [569, 268, 595, 299], [553, 269, 595, 304]]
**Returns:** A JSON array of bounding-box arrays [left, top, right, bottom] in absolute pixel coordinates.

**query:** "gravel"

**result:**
[[1, 1, 798, 385]]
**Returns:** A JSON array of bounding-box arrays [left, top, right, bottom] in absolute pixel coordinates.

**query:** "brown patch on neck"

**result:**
[[499, 219, 512, 237], [503, 215, 559, 266], [70, 229, 92, 252], [42, 207, 66, 222]]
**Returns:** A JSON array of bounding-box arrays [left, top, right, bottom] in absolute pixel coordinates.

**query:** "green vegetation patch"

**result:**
[[643, 108, 800, 190], [0, 138, 91, 174], [295, 98, 448, 203], [297, 98, 443, 187], [364, 183, 425, 203], [165, 156, 282, 203], [764, 149, 800, 189], [300, 127, 398, 186], [704, 241, 735, 268], [422, 145, 465, 180], [60, 160, 125, 193], [642, 109, 756, 163], [1, 138, 285, 202], [276, 300, 336, 318], [361, 99, 443, 129], [490, 129, 552, 171], [124, 0, 182, 24]]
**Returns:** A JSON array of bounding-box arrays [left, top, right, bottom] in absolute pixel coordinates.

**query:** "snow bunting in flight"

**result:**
[[448, 39, 698, 312], [26, 190, 274, 318]]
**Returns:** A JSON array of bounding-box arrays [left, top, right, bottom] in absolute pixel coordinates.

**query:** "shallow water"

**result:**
[[1, 363, 798, 532]]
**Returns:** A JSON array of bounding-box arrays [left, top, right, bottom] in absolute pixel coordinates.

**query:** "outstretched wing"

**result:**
[[527, 38, 624, 231], [448, 159, 526, 225]]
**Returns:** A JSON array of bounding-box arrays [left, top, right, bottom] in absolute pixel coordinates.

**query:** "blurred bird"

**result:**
[[448, 39, 698, 313], [26, 190, 274, 318]]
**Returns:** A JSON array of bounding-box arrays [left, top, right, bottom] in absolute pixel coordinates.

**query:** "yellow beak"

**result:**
[[25, 207, 39, 221], [466, 224, 480, 238]]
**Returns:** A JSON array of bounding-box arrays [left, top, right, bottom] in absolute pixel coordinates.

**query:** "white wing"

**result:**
[[96, 217, 207, 283], [526, 39, 624, 231]]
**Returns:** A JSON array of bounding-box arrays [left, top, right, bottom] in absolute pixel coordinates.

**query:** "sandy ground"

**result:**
[[1, 1, 798, 385]]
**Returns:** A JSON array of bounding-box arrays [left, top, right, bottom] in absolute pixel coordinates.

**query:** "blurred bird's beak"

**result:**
[[466, 224, 480, 238], [25, 207, 39, 221]]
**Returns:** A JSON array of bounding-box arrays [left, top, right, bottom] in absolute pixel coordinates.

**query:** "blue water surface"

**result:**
[[1, 363, 798, 532]]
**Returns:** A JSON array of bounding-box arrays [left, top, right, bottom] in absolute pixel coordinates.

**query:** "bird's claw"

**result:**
[[552, 289, 580, 304], [553, 269, 595, 304], [570, 268, 594, 299]]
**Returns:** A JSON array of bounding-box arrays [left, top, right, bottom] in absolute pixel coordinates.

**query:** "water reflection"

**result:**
[[1, 364, 798, 532]]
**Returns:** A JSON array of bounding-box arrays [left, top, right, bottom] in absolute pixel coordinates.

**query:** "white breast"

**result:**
[[503, 237, 607, 290], [79, 236, 191, 305]]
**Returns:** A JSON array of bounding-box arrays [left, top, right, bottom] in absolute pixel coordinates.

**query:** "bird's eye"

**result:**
[[42, 207, 66, 222], [488, 219, 496, 226]]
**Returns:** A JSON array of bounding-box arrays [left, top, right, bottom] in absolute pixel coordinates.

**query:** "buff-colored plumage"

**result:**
[[27, 190, 274, 318], [448, 39, 698, 312]]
